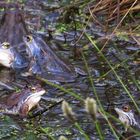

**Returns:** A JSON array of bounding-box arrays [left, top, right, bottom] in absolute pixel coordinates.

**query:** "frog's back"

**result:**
[[27, 36, 77, 82]]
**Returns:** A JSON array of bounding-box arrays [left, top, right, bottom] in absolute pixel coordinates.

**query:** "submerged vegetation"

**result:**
[[0, 0, 139, 139]]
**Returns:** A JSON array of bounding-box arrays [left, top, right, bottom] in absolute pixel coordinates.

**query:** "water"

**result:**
[[0, 0, 140, 139]]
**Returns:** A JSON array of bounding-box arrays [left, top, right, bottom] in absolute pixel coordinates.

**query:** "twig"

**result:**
[[28, 99, 63, 119]]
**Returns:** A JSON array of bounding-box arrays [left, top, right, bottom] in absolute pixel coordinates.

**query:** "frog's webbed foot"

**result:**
[[19, 104, 29, 117]]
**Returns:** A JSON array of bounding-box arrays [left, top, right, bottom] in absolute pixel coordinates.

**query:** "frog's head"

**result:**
[[22, 84, 46, 104], [19, 85, 46, 116], [0, 42, 14, 67], [29, 84, 46, 96], [0, 42, 28, 69], [0, 85, 46, 117], [115, 105, 138, 131], [23, 35, 41, 58]]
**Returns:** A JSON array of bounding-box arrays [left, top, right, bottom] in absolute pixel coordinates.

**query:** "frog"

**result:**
[[23, 35, 86, 82], [0, 42, 28, 70], [0, 85, 45, 117], [114, 105, 140, 131]]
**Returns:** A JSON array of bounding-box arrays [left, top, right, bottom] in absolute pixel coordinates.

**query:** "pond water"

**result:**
[[0, 0, 140, 140]]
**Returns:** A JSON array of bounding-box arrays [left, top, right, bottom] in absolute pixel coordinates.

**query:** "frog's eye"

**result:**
[[31, 87, 36, 93], [2, 42, 10, 49], [26, 35, 33, 43], [122, 105, 130, 112]]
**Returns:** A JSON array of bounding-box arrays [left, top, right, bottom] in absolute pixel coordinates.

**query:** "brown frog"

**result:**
[[0, 85, 45, 117]]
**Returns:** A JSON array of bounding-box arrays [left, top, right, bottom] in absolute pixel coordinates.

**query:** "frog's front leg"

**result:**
[[19, 104, 29, 117]]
